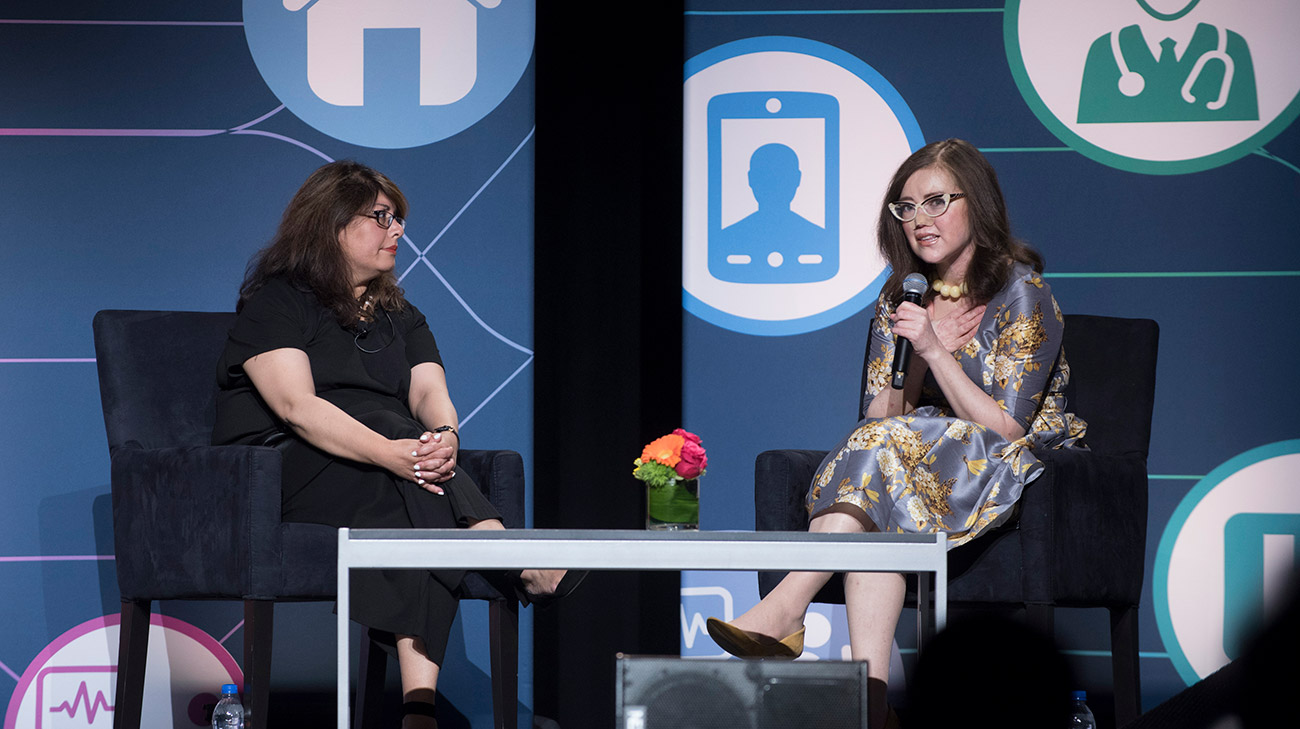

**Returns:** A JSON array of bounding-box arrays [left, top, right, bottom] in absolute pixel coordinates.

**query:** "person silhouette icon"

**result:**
[[710, 143, 838, 284]]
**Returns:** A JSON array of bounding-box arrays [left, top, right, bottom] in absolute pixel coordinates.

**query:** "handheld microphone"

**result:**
[[890, 273, 929, 390]]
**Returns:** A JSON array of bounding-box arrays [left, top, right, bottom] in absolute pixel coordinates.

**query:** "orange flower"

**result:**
[[641, 434, 684, 467]]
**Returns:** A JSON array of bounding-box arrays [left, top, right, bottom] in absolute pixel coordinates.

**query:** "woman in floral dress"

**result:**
[[708, 139, 1086, 728]]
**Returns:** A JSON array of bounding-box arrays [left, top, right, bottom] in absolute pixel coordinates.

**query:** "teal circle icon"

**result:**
[[1154, 440, 1300, 685], [243, 0, 534, 149], [1005, 0, 1300, 174]]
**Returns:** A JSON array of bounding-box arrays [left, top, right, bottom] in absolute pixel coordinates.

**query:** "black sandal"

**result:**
[[510, 569, 589, 608], [402, 700, 438, 725]]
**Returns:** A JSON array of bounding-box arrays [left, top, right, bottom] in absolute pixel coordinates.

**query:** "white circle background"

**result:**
[[6, 617, 238, 728], [1016, 0, 1300, 162], [684, 50, 913, 322], [1164, 452, 1300, 679]]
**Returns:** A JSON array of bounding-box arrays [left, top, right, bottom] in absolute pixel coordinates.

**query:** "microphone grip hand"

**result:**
[[890, 339, 912, 389], [889, 291, 925, 389]]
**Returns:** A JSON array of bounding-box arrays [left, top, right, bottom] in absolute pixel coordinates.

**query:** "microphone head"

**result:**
[[902, 273, 928, 296]]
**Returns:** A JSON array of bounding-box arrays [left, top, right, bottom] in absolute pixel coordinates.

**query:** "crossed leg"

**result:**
[[396, 636, 440, 729], [724, 507, 905, 729], [393, 516, 564, 728]]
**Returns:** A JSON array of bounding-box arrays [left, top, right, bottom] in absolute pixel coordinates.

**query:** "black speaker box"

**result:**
[[615, 655, 869, 729]]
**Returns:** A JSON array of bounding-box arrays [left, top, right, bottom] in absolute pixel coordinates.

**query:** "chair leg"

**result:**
[[916, 572, 935, 650], [489, 599, 519, 729], [1026, 603, 1055, 638], [355, 629, 389, 729], [114, 599, 150, 729], [243, 600, 274, 729], [1110, 605, 1142, 727]]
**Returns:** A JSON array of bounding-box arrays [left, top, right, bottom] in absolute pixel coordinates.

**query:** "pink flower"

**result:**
[[673, 428, 702, 444], [674, 438, 708, 479]]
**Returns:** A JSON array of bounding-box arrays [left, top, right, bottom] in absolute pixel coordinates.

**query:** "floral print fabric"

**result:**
[[808, 263, 1086, 547]]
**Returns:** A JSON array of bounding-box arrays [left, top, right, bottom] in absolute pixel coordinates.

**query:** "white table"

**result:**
[[335, 528, 948, 728]]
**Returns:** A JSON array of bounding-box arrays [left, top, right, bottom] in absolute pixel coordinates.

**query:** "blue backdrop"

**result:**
[[0, 1, 535, 725], [681, 0, 1300, 715]]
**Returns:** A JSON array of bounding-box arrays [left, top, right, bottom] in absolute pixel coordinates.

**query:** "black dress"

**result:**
[[212, 277, 501, 664]]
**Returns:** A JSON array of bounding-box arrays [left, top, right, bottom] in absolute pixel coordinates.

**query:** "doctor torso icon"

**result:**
[[711, 143, 838, 284], [285, 0, 501, 107], [1078, 0, 1258, 123]]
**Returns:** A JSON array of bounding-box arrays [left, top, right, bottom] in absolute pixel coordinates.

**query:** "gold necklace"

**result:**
[[932, 278, 968, 300]]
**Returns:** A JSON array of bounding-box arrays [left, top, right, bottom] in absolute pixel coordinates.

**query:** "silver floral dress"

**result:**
[[807, 263, 1087, 547]]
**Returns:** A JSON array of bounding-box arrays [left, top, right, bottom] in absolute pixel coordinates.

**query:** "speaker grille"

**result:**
[[617, 656, 868, 729]]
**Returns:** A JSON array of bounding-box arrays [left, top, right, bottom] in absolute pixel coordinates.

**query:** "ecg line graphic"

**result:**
[[34, 666, 117, 728], [47, 681, 114, 724]]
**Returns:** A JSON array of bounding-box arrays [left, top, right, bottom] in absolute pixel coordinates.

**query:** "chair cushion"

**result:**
[[754, 447, 1148, 608]]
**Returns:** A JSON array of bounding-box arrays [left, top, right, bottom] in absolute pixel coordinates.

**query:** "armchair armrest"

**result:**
[[110, 443, 282, 600], [1018, 448, 1148, 605], [754, 449, 832, 600], [458, 449, 526, 529], [451, 449, 526, 601], [754, 449, 827, 533]]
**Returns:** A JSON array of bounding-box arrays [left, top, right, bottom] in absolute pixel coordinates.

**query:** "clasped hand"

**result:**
[[384, 431, 457, 495], [890, 299, 986, 361]]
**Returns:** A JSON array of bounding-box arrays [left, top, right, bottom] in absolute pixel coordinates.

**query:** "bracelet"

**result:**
[[432, 424, 457, 437]]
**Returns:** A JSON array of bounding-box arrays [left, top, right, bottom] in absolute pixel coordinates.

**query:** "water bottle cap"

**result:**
[[1071, 690, 1087, 700], [221, 684, 239, 694]]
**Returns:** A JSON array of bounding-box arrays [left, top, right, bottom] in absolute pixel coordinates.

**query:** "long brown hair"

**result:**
[[239, 160, 409, 326], [877, 139, 1042, 305]]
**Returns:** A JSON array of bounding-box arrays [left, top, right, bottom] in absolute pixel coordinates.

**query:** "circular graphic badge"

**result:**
[[683, 37, 923, 336], [244, 0, 534, 149], [1006, 0, 1300, 174], [1154, 440, 1300, 685], [5, 613, 241, 728]]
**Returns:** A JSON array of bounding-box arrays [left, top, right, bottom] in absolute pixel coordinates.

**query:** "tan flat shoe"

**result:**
[[706, 617, 804, 659]]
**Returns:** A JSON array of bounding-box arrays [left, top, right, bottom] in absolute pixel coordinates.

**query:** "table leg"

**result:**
[[916, 570, 933, 651], [338, 529, 350, 729]]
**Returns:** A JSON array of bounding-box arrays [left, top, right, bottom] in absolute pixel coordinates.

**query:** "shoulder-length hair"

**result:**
[[877, 139, 1043, 305], [239, 160, 409, 326]]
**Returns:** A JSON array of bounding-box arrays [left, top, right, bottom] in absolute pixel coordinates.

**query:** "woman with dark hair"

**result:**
[[708, 139, 1085, 728], [213, 161, 572, 728]]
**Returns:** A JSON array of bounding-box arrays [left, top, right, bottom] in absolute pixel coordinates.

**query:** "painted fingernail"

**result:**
[[414, 464, 421, 472], [411, 451, 419, 457]]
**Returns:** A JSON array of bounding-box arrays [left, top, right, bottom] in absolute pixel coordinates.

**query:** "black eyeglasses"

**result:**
[[354, 310, 396, 354], [887, 192, 966, 222], [360, 209, 405, 230]]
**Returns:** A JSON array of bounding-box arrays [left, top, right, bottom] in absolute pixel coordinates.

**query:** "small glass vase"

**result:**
[[645, 479, 700, 530]]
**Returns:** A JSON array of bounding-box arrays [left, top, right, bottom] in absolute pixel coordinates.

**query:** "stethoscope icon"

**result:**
[[1110, 24, 1234, 110]]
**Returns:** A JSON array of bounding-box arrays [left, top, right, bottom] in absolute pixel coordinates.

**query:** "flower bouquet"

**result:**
[[634, 429, 707, 530]]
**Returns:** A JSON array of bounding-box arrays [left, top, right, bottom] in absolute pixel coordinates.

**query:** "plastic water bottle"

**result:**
[[1067, 690, 1096, 729], [212, 684, 245, 729]]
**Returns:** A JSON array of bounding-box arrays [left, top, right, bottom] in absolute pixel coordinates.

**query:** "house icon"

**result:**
[[284, 0, 502, 107]]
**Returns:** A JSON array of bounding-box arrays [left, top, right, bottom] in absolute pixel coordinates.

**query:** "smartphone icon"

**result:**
[[1222, 512, 1300, 660], [707, 91, 840, 284]]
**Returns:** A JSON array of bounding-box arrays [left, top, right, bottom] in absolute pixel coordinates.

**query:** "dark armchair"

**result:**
[[93, 310, 524, 729], [755, 314, 1158, 727]]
